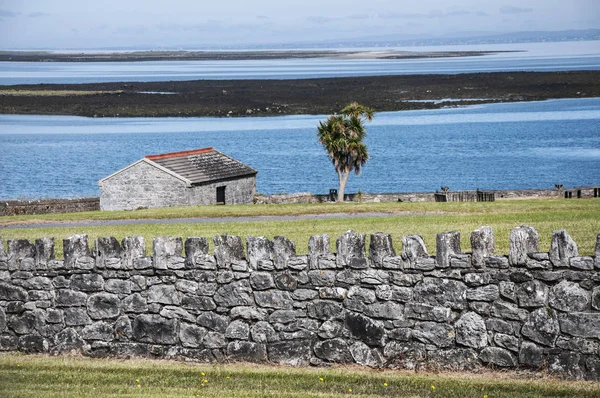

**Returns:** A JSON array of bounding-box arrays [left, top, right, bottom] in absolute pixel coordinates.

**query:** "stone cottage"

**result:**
[[99, 148, 257, 211]]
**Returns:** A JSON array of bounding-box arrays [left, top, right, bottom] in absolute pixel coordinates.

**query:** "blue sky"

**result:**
[[0, 0, 598, 49]]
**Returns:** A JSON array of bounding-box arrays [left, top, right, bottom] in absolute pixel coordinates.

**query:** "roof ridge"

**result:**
[[146, 147, 214, 160]]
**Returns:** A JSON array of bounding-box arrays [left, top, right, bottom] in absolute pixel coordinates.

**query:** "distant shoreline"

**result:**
[[0, 49, 507, 62], [1, 71, 599, 118]]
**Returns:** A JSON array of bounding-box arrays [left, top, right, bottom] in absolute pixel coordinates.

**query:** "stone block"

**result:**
[[308, 234, 330, 269], [364, 302, 404, 320], [272, 235, 296, 269], [184, 237, 209, 266], [516, 280, 549, 308], [288, 255, 308, 271], [225, 320, 250, 340], [450, 254, 471, 268], [436, 231, 461, 268], [213, 234, 245, 269], [82, 321, 114, 341], [569, 256, 594, 270], [314, 338, 352, 363], [350, 342, 384, 368], [490, 301, 528, 321], [7, 239, 36, 271], [559, 312, 600, 338], [405, 303, 451, 322], [122, 293, 148, 313], [179, 323, 207, 348], [413, 277, 467, 310], [227, 341, 267, 362], [521, 307, 560, 346], [549, 280, 590, 312], [197, 312, 228, 333], [486, 255, 509, 268], [494, 333, 519, 352], [369, 232, 395, 268], [480, 347, 517, 367], [87, 293, 120, 319], [519, 341, 544, 368], [268, 339, 311, 366], [213, 280, 253, 307], [254, 290, 294, 309], [595, 232, 600, 269], [95, 237, 121, 269], [121, 236, 145, 269], [455, 312, 487, 349], [549, 229, 578, 268], [413, 322, 455, 348], [132, 314, 177, 344], [148, 284, 181, 305], [246, 236, 274, 271], [63, 235, 91, 269], [274, 271, 298, 291], [0, 282, 28, 301], [466, 285, 499, 302], [70, 274, 104, 292], [53, 328, 84, 353], [509, 225, 538, 267], [336, 230, 367, 269], [250, 272, 275, 290], [307, 300, 344, 320], [470, 226, 494, 268], [35, 237, 54, 268], [153, 236, 183, 270], [251, 321, 279, 343], [401, 235, 429, 267]]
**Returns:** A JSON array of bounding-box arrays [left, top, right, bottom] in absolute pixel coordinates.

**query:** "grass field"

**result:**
[[1, 199, 599, 258], [0, 354, 598, 398]]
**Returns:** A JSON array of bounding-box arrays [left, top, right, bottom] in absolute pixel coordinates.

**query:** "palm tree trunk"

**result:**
[[337, 171, 349, 202]]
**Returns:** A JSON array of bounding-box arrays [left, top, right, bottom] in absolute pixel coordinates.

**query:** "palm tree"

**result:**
[[317, 102, 374, 202]]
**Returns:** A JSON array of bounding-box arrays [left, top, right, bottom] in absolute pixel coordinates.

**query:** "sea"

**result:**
[[0, 41, 599, 200]]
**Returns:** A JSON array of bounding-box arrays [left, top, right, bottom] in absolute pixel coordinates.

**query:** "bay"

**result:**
[[1, 41, 599, 85], [1, 98, 599, 200]]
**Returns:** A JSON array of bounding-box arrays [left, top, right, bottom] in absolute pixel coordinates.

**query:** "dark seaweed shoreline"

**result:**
[[1, 71, 599, 118]]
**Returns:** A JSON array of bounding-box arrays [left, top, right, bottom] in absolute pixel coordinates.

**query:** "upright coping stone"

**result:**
[[471, 226, 495, 268], [369, 232, 395, 268], [213, 234, 245, 269], [185, 237, 210, 268], [272, 236, 296, 270], [0, 237, 7, 269], [95, 237, 122, 269], [549, 229, 579, 268], [401, 235, 429, 266], [7, 239, 36, 271], [35, 237, 55, 269], [336, 230, 367, 269], [246, 236, 274, 271], [436, 231, 461, 268], [595, 232, 600, 269], [153, 237, 183, 270], [308, 234, 330, 269], [122, 236, 145, 270], [63, 234, 91, 269], [509, 225, 538, 267]]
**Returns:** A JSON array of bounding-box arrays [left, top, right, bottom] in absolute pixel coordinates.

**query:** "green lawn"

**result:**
[[0, 354, 598, 398], [1, 199, 599, 258]]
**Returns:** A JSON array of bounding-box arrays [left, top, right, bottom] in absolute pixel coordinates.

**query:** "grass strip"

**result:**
[[0, 354, 598, 398]]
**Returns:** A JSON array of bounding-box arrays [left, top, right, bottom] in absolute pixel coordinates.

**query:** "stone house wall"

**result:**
[[0, 226, 599, 379], [99, 161, 256, 210]]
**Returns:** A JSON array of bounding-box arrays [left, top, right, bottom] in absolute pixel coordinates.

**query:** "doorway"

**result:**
[[216, 186, 226, 204]]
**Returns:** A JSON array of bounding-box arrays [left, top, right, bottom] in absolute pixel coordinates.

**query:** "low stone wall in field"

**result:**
[[0, 226, 599, 379], [0, 198, 100, 216]]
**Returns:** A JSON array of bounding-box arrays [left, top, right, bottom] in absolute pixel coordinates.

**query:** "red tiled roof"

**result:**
[[146, 147, 214, 161]]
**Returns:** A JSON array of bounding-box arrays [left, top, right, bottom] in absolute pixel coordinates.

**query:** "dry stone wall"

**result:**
[[1, 227, 599, 379]]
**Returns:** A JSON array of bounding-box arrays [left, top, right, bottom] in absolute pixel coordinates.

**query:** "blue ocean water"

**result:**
[[1, 98, 599, 199], [1, 41, 599, 84]]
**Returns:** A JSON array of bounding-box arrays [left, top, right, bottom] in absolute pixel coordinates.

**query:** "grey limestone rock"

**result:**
[[318, 287, 347, 300], [70, 274, 104, 292], [160, 306, 195, 322], [63, 308, 92, 326], [35, 237, 55, 268], [82, 321, 113, 341], [0, 282, 28, 301], [494, 333, 519, 352], [250, 321, 279, 343], [549, 230, 578, 268], [227, 341, 267, 362], [436, 231, 461, 268], [288, 255, 308, 271], [230, 306, 268, 321], [274, 271, 298, 291], [521, 307, 560, 346], [203, 331, 227, 349], [455, 312, 488, 349], [87, 293, 120, 319], [519, 342, 545, 368], [213, 280, 253, 307], [184, 236, 209, 266], [559, 312, 600, 339], [499, 281, 516, 302], [369, 232, 395, 268], [272, 236, 296, 269], [480, 347, 517, 367], [56, 289, 87, 307], [250, 272, 275, 290], [121, 236, 145, 269], [63, 235, 91, 269], [179, 323, 207, 348], [336, 230, 367, 269], [153, 236, 183, 270], [466, 285, 499, 302], [308, 270, 336, 287], [318, 320, 343, 339], [450, 254, 472, 268], [516, 280, 549, 308], [360, 269, 389, 285], [225, 320, 250, 340], [413, 277, 467, 310], [213, 234, 245, 268], [268, 339, 311, 366], [308, 234, 330, 269], [509, 225, 539, 267], [314, 338, 352, 363], [307, 300, 344, 320], [292, 289, 318, 301], [401, 234, 429, 267], [254, 290, 294, 309], [8, 239, 36, 271], [364, 302, 404, 320], [427, 348, 480, 371], [595, 232, 600, 269], [405, 303, 451, 322], [350, 342, 383, 368], [246, 236, 274, 271], [375, 285, 412, 302], [347, 286, 376, 303], [549, 280, 590, 312], [471, 226, 494, 268], [1, 308, 9, 332], [53, 328, 85, 353], [95, 237, 121, 269], [181, 295, 216, 312], [486, 255, 509, 269], [569, 256, 594, 270], [592, 287, 600, 311], [133, 314, 177, 344], [197, 312, 228, 333], [148, 284, 181, 305], [413, 322, 455, 348], [122, 293, 148, 313], [114, 316, 132, 340], [105, 279, 131, 295], [463, 272, 491, 287], [491, 300, 528, 321]]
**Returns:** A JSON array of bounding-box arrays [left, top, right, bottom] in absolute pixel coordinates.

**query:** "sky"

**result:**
[[0, 0, 599, 49]]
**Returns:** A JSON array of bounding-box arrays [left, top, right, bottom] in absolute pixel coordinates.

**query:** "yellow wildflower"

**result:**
[[203, 379, 208, 383], [384, 382, 388, 387], [431, 385, 436, 390], [226, 376, 231, 379], [319, 377, 324, 382], [201, 371, 205, 376], [348, 388, 353, 393]]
